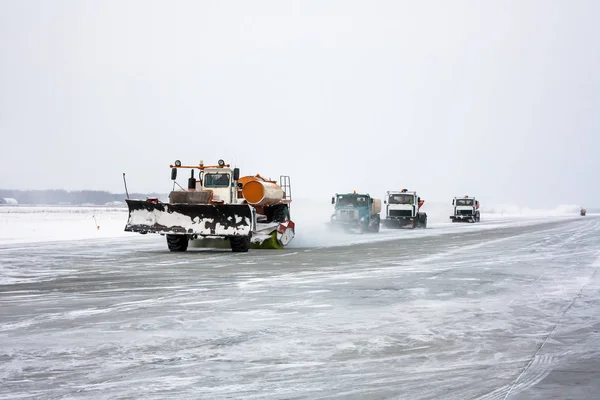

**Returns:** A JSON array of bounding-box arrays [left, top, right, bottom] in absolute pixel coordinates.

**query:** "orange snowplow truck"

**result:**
[[124, 159, 295, 252]]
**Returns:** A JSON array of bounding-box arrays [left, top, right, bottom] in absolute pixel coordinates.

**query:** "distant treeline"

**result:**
[[0, 189, 166, 205]]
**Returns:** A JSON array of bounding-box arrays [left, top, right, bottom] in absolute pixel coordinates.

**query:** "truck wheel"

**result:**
[[230, 235, 251, 252], [421, 217, 427, 229], [371, 216, 380, 233], [269, 204, 290, 223], [167, 234, 189, 252]]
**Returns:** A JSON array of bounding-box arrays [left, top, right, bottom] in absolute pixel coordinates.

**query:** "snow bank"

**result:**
[[0, 198, 18, 205], [0, 206, 131, 245], [481, 203, 581, 217]]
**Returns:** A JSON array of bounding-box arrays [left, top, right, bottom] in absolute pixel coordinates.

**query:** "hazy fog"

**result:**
[[1, 1, 598, 207]]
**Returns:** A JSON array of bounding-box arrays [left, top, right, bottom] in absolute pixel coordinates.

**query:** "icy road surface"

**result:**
[[1, 217, 600, 399]]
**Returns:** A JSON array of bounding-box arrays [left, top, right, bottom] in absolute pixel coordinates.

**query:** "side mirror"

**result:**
[[171, 168, 177, 180], [452, 199, 455, 205], [370, 198, 373, 204], [233, 168, 240, 181], [331, 197, 335, 205], [384, 200, 387, 204]]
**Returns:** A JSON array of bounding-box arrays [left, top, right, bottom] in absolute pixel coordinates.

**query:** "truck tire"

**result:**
[[370, 215, 380, 233], [269, 204, 290, 223], [230, 235, 251, 252], [167, 234, 189, 252]]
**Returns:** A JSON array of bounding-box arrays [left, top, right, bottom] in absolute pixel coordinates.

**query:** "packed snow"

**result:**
[[0, 210, 599, 399]]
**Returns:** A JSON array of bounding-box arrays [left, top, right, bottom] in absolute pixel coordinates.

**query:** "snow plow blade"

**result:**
[[382, 219, 414, 229], [124, 199, 255, 237]]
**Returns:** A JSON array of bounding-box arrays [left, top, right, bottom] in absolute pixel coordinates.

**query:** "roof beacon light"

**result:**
[[199, 160, 204, 167], [174, 160, 182, 167], [218, 159, 225, 167]]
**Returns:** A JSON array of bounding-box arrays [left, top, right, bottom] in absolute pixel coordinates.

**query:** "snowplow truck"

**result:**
[[450, 196, 480, 223], [382, 189, 427, 229], [329, 192, 381, 233], [581, 208, 587, 216], [124, 159, 295, 252]]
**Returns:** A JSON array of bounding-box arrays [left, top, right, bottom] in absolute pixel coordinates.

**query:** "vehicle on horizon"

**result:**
[[123, 159, 295, 252], [329, 191, 381, 233], [382, 189, 427, 229], [581, 207, 587, 216], [450, 195, 481, 223]]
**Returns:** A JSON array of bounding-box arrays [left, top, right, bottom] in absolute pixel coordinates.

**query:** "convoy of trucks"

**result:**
[[123, 158, 591, 251]]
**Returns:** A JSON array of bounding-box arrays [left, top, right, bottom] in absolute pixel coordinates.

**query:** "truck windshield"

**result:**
[[204, 173, 230, 188], [337, 195, 368, 207], [456, 199, 474, 206], [389, 194, 414, 204]]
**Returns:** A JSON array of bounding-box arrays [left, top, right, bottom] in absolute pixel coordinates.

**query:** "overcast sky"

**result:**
[[1, 0, 598, 207]]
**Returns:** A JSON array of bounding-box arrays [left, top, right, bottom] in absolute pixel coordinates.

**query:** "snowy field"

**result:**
[[1, 203, 599, 399]]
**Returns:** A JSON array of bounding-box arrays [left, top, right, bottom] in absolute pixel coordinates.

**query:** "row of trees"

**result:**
[[0, 189, 165, 205]]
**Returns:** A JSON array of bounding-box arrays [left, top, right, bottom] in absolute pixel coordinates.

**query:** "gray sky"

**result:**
[[1, 0, 598, 207]]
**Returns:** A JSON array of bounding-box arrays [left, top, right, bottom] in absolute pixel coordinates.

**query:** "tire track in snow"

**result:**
[[502, 247, 600, 399]]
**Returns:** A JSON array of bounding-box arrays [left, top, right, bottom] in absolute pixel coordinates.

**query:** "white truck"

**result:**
[[450, 196, 481, 223], [382, 189, 427, 229]]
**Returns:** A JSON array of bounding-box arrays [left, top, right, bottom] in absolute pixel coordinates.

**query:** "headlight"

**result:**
[[174, 160, 182, 167]]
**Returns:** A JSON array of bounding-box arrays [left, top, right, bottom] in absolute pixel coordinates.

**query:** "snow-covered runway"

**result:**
[[1, 208, 599, 399]]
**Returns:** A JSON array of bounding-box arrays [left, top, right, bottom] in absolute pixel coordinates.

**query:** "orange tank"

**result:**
[[239, 175, 284, 206], [371, 198, 382, 215]]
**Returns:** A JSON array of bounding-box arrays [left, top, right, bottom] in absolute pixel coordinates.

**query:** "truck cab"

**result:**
[[450, 196, 481, 223], [382, 189, 427, 229], [330, 192, 381, 233], [168, 159, 240, 205], [201, 167, 234, 203]]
